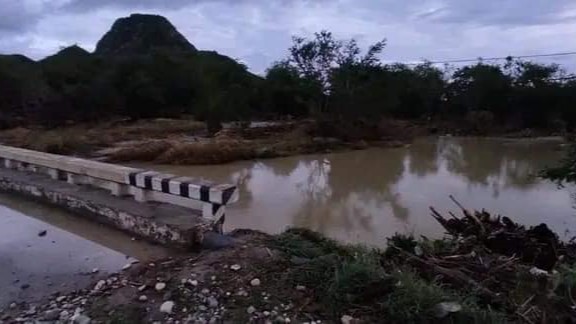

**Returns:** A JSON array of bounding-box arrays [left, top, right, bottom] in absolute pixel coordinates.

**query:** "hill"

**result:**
[[41, 45, 91, 65], [0, 13, 260, 127], [0, 54, 52, 127], [95, 14, 197, 56]]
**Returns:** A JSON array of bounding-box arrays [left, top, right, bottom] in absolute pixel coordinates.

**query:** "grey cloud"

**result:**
[[420, 0, 576, 26], [62, 0, 198, 12], [60, 0, 281, 12], [0, 0, 226, 34], [0, 1, 43, 32]]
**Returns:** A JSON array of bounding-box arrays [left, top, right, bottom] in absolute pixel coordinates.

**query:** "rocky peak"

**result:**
[[94, 14, 197, 56]]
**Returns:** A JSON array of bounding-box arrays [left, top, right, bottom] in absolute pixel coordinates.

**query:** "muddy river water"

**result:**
[[150, 136, 576, 247], [1, 136, 575, 307], [0, 193, 170, 307]]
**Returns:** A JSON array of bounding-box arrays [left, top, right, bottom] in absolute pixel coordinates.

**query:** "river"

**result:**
[[148, 136, 576, 247], [0, 136, 573, 307], [0, 193, 170, 307]]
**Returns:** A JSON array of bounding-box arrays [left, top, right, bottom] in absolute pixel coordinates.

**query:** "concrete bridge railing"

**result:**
[[0, 145, 239, 227]]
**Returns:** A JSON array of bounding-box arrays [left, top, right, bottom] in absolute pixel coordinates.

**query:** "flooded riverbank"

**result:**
[[0, 193, 170, 307], [146, 136, 576, 247]]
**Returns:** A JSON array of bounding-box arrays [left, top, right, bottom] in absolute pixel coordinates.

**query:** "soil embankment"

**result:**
[[0, 118, 565, 167], [0, 118, 424, 166], [3, 205, 576, 323]]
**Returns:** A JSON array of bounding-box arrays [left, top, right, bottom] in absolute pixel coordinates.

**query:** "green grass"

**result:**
[[384, 271, 505, 324], [272, 229, 506, 323], [326, 251, 391, 309], [272, 228, 351, 258]]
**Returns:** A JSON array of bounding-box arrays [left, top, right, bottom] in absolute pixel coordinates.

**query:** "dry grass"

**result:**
[[27, 129, 92, 154], [156, 140, 257, 165], [106, 140, 172, 162], [0, 118, 206, 156], [100, 119, 205, 142], [106, 139, 259, 165], [0, 127, 32, 144], [104, 122, 347, 165], [0, 127, 93, 154], [0, 118, 413, 165]]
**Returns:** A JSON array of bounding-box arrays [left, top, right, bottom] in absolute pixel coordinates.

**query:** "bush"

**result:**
[[541, 142, 576, 184]]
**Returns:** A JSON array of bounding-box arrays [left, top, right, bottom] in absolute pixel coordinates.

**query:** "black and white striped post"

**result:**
[[127, 171, 239, 233]]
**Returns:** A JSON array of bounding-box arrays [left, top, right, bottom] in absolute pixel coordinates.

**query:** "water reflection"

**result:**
[[438, 137, 542, 191], [0, 195, 170, 307], [149, 137, 576, 247], [0, 194, 170, 261]]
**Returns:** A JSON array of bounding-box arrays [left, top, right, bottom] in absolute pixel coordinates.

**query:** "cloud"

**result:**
[[419, 0, 576, 26], [0, 0, 575, 73], [0, 0, 45, 32], [62, 0, 202, 12], [60, 0, 284, 13]]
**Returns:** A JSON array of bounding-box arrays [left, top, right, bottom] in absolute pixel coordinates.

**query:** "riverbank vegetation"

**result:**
[[1, 14, 575, 164], [0, 118, 416, 163], [4, 204, 576, 323], [541, 140, 576, 185]]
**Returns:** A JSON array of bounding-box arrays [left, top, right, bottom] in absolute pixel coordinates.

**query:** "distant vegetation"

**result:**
[[1, 13, 575, 136]]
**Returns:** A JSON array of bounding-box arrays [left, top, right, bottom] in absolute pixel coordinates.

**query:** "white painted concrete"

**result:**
[[0, 145, 238, 225]]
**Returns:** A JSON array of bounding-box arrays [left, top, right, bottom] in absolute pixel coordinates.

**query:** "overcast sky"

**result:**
[[1, 0, 576, 73]]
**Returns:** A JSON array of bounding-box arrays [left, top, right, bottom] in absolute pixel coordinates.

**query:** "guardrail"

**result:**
[[0, 145, 239, 228]]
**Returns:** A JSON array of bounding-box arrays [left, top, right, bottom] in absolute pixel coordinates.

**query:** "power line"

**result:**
[[405, 51, 576, 66], [550, 75, 576, 81]]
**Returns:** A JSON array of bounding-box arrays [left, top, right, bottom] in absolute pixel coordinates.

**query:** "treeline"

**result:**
[[1, 26, 575, 134], [264, 31, 576, 134]]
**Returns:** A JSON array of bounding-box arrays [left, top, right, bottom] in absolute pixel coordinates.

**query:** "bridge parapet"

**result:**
[[0, 145, 238, 231]]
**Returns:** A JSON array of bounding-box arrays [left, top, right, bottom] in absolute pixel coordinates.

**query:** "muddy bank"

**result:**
[[3, 204, 576, 323], [0, 119, 206, 156], [0, 118, 422, 166], [89, 119, 420, 165], [0, 117, 565, 166]]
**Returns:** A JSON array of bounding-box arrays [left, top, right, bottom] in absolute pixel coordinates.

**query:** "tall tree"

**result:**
[[284, 31, 386, 115]]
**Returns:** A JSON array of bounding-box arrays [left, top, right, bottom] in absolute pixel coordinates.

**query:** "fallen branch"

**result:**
[[449, 195, 485, 235], [391, 246, 501, 302]]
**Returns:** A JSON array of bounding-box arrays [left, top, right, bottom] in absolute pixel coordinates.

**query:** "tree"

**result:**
[[283, 31, 386, 115], [509, 61, 563, 129], [264, 62, 310, 117], [445, 63, 512, 119], [379, 63, 446, 119]]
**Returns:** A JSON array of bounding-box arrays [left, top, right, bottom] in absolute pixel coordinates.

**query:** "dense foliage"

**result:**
[[1, 14, 575, 133], [266, 31, 576, 134]]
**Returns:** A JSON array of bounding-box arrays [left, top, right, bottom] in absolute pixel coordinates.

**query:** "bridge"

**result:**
[[0, 145, 239, 248]]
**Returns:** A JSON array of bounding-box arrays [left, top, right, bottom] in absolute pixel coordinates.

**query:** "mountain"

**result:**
[[0, 54, 53, 126], [0, 13, 263, 127], [95, 14, 197, 56]]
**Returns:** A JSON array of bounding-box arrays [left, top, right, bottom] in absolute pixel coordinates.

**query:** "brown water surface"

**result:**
[[149, 137, 576, 246], [0, 193, 170, 307]]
